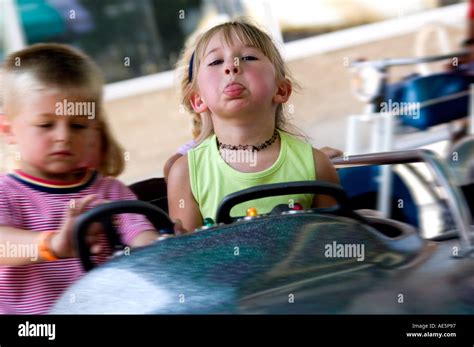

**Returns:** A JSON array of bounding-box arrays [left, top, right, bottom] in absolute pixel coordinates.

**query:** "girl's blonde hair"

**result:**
[[1, 43, 124, 176], [175, 33, 213, 144], [177, 20, 300, 143]]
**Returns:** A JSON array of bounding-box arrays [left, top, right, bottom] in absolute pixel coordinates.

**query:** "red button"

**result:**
[[292, 203, 303, 211]]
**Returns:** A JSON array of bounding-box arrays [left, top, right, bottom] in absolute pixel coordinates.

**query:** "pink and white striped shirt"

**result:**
[[0, 170, 154, 314]]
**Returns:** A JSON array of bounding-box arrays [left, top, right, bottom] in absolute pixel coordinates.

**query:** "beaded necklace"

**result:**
[[217, 129, 279, 152]]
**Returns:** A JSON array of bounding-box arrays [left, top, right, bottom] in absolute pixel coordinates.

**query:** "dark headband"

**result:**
[[188, 52, 195, 83]]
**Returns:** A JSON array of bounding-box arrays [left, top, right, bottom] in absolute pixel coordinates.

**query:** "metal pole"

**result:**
[[332, 149, 473, 256], [376, 113, 394, 217]]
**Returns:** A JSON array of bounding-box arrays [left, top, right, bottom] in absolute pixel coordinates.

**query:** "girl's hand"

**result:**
[[50, 195, 105, 259], [172, 218, 191, 236]]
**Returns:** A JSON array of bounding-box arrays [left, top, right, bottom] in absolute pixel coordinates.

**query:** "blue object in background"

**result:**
[[338, 166, 419, 227], [46, 0, 94, 34], [384, 72, 474, 130], [16, 0, 66, 43]]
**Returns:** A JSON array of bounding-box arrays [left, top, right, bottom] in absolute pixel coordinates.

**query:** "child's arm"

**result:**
[[167, 155, 203, 232], [0, 226, 48, 266], [163, 153, 183, 183], [319, 146, 343, 159], [312, 148, 340, 208], [0, 195, 100, 266]]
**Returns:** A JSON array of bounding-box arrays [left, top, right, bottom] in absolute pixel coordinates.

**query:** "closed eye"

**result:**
[[37, 123, 53, 128], [208, 59, 223, 66], [242, 56, 258, 61], [70, 123, 88, 130]]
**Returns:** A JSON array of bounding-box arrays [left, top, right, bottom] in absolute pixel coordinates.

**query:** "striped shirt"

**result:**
[[0, 170, 154, 314]]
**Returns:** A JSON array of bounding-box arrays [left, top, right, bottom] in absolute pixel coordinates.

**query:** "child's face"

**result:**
[[7, 91, 99, 180], [193, 31, 280, 118]]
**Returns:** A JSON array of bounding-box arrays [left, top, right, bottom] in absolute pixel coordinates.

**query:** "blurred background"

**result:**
[[0, 0, 468, 183]]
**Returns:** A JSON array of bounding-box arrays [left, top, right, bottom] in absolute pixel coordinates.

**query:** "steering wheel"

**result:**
[[215, 181, 365, 224], [73, 200, 174, 271]]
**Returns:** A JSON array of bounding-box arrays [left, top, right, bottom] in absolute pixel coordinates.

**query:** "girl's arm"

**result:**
[[0, 226, 46, 266], [312, 148, 340, 208], [167, 155, 203, 232], [163, 153, 183, 183], [319, 146, 343, 159]]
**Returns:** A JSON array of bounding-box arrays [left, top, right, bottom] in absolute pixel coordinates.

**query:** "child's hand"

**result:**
[[172, 218, 192, 235], [50, 195, 105, 259], [320, 146, 343, 159]]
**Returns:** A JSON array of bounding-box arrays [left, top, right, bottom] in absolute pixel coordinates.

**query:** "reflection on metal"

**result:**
[[372, 252, 405, 266], [265, 222, 368, 278], [448, 136, 474, 186], [241, 263, 374, 305], [333, 149, 473, 256], [349, 51, 468, 71]]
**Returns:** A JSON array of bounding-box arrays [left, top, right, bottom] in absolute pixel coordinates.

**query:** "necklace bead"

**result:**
[[217, 129, 278, 152]]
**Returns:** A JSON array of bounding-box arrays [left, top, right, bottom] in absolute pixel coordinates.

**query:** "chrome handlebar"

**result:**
[[349, 51, 469, 71]]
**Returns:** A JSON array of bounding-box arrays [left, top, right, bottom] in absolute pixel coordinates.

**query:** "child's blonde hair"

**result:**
[[178, 20, 300, 143], [175, 32, 213, 145], [1, 43, 124, 176]]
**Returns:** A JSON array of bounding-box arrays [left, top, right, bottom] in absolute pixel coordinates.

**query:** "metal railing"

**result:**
[[332, 149, 473, 256]]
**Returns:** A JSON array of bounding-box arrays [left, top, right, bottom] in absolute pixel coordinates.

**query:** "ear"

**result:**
[[273, 78, 292, 104], [190, 92, 208, 113], [0, 114, 15, 144]]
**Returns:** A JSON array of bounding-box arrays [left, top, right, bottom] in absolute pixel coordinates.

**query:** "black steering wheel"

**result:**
[[73, 200, 174, 271], [216, 181, 364, 224]]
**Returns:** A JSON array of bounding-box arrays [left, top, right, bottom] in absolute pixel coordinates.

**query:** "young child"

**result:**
[[167, 21, 340, 231], [0, 44, 165, 314], [163, 41, 342, 181]]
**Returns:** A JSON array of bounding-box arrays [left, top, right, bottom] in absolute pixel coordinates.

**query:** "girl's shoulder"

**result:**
[[280, 131, 314, 162], [189, 134, 215, 153], [177, 139, 197, 155], [280, 130, 310, 147], [186, 135, 216, 167], [311, 147, 340, 184]]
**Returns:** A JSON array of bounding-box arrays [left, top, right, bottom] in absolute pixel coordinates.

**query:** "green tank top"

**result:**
[[188, 130, 316, 220]]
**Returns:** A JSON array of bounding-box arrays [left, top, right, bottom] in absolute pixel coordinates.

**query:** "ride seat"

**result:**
[[128, 177, 168, 214]]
